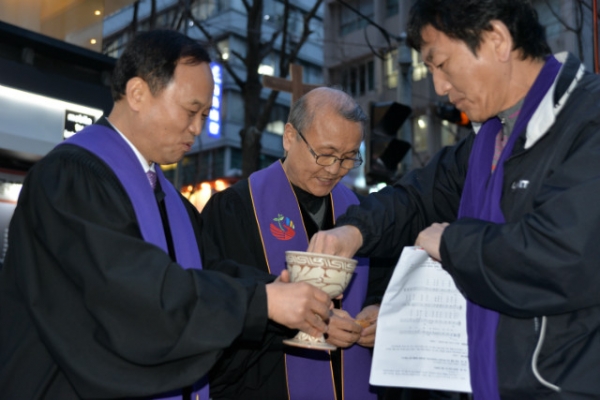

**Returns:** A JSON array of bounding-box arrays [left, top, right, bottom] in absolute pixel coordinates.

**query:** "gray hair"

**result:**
[[287, 87, 367, 139]]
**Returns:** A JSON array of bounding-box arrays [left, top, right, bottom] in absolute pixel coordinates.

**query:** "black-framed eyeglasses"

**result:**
[[295, 128, 363, 170]]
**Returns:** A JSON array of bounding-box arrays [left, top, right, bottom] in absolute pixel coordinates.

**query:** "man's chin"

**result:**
[[310, 183, 336, 197], [160, 155, 185, 166]]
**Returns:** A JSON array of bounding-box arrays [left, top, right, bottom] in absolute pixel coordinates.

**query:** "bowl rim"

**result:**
[[284, 250, 358, 265]]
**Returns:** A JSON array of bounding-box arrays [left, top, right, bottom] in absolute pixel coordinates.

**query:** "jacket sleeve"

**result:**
[[337, 134, 474, 259], [200, 184, 275, 282], [200, 183, 293, 340]]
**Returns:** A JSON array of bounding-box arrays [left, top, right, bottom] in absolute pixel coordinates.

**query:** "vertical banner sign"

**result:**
[[209, 63, 222, 138]]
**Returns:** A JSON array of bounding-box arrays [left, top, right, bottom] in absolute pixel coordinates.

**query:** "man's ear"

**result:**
[[124, 77, 149, 112], [486, 20, 513, 62], [282, 122, 296, 153]]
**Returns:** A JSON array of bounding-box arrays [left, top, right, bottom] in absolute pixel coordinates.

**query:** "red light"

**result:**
[[458, 111, 470, 126]]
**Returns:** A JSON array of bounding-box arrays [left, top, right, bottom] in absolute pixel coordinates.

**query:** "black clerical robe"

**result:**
[[0, 124, 268, 399], [202, 176, 391, 400]]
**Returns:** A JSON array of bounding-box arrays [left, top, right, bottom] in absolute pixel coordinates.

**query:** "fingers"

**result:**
[[357, 322, 376, 347], [307, 231, 333, 254], [265, 281, 331, 334], [415, 222, 449, 261], [303, 313, 328, 337], [310, 286, 331, 324], [354, 305, 380, 347], [278, 269, 290, 283], [325, 309, 362, 348], [355, 304, 380, 322], [331, 308, 352, 319], [306, 226, 363, 258]]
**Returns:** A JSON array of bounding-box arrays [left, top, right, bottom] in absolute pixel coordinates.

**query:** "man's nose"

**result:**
[[189, 115, 203, 136], [323, 160, 343, 174], [432, 70, 451, 96]]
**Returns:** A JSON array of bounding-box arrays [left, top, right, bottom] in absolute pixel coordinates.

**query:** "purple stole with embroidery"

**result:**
[[249, 161, 376, 400], [458, 56, 561, 399], [62, 124, 209, 400]]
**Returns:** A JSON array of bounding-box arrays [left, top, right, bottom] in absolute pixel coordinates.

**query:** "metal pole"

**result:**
[[397, 32, 413, 173], [594, 0, 599, 73], [173, 0, 192, 189], [184, 0, 190, 36]]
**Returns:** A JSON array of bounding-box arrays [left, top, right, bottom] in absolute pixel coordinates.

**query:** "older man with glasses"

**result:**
[[201, 87, 385, 400]]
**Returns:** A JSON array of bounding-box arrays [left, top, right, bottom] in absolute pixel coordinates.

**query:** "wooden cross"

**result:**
[[261, 64, 321, 104]]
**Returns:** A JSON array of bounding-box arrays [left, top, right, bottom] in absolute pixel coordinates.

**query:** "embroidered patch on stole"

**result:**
[[270, 213, 296, 240]]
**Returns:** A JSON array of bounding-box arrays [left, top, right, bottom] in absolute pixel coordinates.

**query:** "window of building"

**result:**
[[340, 60, 374, 97], [103, 5, 190, 58], [227, 92, 244, 124], [266, 104, 289, 136], [260, 154, 279, 169], [349, 67, 358, 95], [173, 149, 226, 185], [295, 62, 323, 85], [217, 38, 230, 61], [258, 64, 275, 76], [413, 115, 429, 152], [367, 60, 375, 90], [266, 120, 285, 135], [230, 148, 242, 171], [191, 0, 223, 20], [441, 120, 457, 147], [158, 8, 178, 27], [358, 64, 366, 95], [339, 0, 374, 36], [258, 53, 276, 76], [385, 0, 399, 16], [533, 0, 564, 39], [104, 33, 130, 58], [230, 149, 278, 171], [287, 8, 305, 38], [385, 49, 399, 89], [412, 49, 428, 82]]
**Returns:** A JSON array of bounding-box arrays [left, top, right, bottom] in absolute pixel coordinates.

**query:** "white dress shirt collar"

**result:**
[[105, 118, 155, 173]]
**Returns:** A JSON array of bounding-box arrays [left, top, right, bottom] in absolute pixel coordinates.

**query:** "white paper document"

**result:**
[[370, 246, 471, 393]]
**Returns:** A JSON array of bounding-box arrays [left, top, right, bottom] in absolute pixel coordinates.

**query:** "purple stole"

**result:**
[[458, 56, 561, 399], [249, 161, 376, 400], [62, 124, 209, 400]]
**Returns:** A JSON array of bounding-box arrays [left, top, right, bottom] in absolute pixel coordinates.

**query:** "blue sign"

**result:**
[[209, 63, 222, 137]]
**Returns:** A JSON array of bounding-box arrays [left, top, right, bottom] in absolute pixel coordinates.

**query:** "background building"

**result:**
[[323, 0, 600, 189]]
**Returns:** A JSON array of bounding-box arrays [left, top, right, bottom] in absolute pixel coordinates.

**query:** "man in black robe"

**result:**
[[0, 29, 332, 400], [202, 87, 391, 400]]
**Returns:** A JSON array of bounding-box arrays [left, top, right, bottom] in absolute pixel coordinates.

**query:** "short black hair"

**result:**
[[111, 29, 211, 101], [406, 0, 551, 60]]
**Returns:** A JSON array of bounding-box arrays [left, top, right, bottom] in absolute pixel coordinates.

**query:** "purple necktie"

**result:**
[[146, 170, 157, 190]]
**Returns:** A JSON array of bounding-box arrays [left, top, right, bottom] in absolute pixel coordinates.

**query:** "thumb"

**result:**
[[279, 269, 291, 283]]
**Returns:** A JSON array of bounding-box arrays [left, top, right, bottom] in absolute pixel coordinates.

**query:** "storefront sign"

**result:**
[[63, 110, 97, 139]]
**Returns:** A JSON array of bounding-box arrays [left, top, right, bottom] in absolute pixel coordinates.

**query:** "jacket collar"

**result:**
[[525, 52, 585, 148], [472, 52, 586, 149]]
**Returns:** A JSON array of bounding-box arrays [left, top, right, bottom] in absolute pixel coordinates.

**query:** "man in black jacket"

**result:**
[[308, 1, 600, 399], [0, 29, 331, 400]]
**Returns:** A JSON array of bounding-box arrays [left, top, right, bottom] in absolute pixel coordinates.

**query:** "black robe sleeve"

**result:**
[[0, 145, 268, 399]]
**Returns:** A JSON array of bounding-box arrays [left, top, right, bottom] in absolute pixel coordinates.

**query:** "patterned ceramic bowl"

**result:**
[[284, 250, 357, 298]]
